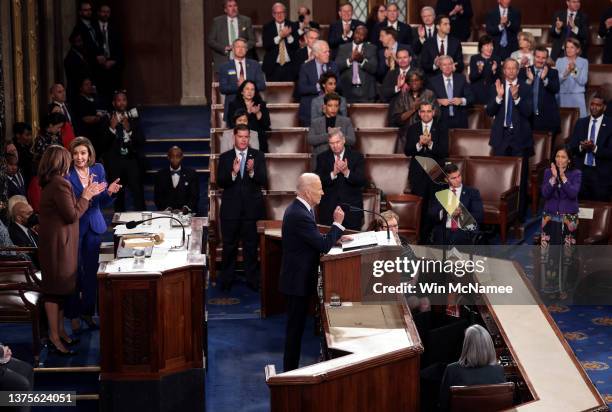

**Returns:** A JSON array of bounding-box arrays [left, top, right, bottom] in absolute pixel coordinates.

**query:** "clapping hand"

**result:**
[[418, 25, 425, 39], [500, 15, 508, 26], [232, 156, 241, 175], [419, 133, 431, 147], [280, 26, 292, 38], [550, 162, 558, 179], [495, 79, 504, 98], [510, 83, 520, 100], [82, 176, 107, 200], [540, 65, 549, 79], [246, 159, 255, 173], [107, 178, 122, 195], [526, 68, 534, 81], [451, 97, 463, 106], [491, 60, 498, 73], [437, 98, 450, 107]]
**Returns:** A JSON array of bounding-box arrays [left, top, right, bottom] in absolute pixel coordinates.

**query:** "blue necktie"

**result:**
[[505, 84, 513, 128], [586, 119, 596, 166], [500, 10, 508, 48], [239, 151, 246, 177], [533, 69, 540, 115], [446, 78, 454, 117]]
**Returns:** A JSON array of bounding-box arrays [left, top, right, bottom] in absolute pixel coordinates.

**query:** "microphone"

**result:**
[[125, 216, 185, 249], [339, 203, 390, 241]]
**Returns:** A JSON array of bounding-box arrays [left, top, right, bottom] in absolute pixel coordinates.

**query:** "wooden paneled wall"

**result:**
[[105, 0, 181, 105]]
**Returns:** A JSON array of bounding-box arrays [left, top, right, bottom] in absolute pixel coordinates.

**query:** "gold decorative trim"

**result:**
[[26, 0, 39, 131], [12, 0, 25, 122]]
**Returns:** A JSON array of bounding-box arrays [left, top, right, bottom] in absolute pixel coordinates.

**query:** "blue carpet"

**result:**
[[140, 105, 210, 138]]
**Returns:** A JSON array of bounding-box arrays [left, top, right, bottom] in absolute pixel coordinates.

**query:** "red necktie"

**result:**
[[451, 188, 458, 231], [239, 62, 245, 83]]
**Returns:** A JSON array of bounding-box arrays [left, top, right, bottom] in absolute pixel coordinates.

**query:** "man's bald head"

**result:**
[[13, 202, 33, 225]]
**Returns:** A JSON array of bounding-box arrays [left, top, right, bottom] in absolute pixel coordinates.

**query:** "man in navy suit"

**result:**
[[420, 15, 464, 77], [377, 27, 412, 82], [5, 154, 26, 198], [428, 55, 474, 129], [569, 94, 612, 201], [549, 0, 590, 60], [435, 0, 474, 41], [519, 46, 560, 135], [292, 27, 320, 80], [315, 130, 366, 230], [486, 58, 533, 216], [328, 2, 364, 59], [217, 125, 268, 292], [154, 146, 200, 214], [430, 163, 484, 245], [297, 40, 339, 127], [413, 6, 438, 56], [280, 173, 345, 371], [218, 38, 266, 124], [405, 101, 449, 242], [370, 3, 413, 48], [485, 0, 521, 60], [262, 3, 299, 81]]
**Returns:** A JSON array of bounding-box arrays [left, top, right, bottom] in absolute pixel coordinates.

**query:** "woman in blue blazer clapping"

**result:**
[[66, 137, 121, 333]]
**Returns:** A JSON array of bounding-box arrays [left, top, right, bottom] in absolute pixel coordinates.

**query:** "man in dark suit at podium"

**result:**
[[430, 163, 483, 245], [280, 173, 345, 371], [315, 129, 366, 230], [154, 146, 200, 214], [217, 125, 268, 292]]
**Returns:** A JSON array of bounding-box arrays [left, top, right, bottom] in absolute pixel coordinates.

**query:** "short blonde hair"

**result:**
[[517, 31, 535, 50], [69, 136, 96, 166]]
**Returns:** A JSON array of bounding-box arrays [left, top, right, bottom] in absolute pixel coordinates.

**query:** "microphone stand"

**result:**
[[125, 216, 186, 250], [340, 203, 390, 241]]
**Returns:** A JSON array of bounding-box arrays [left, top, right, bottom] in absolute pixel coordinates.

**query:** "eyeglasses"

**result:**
[[113, 89, 127, 96]]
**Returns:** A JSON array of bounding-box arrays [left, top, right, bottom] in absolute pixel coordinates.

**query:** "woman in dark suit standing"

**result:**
[[66, 137, 121, 333], [438, 324, 506, 411], [226, 80, 271, 152], [38, 145, 105, 355], [469, 35, 501, 105]]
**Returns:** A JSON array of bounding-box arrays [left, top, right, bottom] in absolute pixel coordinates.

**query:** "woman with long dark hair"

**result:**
[[227, 80, 271, 152], [37, 145, 105, 355]]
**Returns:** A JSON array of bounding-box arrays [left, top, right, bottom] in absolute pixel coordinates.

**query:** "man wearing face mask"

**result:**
[[9, 201, 39, 249]]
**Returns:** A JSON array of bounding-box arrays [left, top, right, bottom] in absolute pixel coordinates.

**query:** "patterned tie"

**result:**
[[278, 24, 287, 65], [351, 47, 361, 85], [450, 188, 459, 231], [586, 119, 596, 166], [423, 124, 429, 136], [446, 78, 454, 116], [533, 69, 540, 115], [439, 39, 445, 56], [239, 151, 246, 177], [500, 10, 508, 48], [567, 13, 574, 36], [505, 84, 513, 127], [239, 61, 245, 83]]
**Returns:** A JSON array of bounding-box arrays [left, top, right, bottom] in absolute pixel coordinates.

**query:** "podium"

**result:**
[[97, 213, 206, 412], [265, 232, 424, 412]]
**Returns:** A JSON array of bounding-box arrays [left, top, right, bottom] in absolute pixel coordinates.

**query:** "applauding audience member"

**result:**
[[371, 3, 413, 48], [377, 27, 411, 82], [469, 35, 501, 105], [485, 0, 521, 60], [310, 72, 347, 123], [227, 80, 271, 152], [429, 55, 474, 129], [556, 38, 588, 117], [208, 0, 256, 71], [414, 6, 437, 56], [308, 93, 356, 163], [435, 0, 474, 42], [420, 15, 464, 77], [328, 2, 364, 59], [510, 31, 535, 69], [550, 0, 589, 60], [262, 3, 299, 81], [221, 109, 260, 153], [335, 24, 378, 103], [381, 49, 416, 103]]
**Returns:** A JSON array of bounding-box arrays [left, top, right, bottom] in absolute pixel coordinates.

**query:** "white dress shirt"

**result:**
[[495, 79, 521, 127], [170, 166, 181, 188]]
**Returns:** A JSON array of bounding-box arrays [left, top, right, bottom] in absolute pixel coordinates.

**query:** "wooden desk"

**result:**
[[266, 244, 424, 411], [98, 214, 206, 412]]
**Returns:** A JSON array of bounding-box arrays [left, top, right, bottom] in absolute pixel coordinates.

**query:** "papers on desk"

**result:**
[[331, 231, 397, 254], [115, 212, 146, 223], [578, 207, 594, 219]]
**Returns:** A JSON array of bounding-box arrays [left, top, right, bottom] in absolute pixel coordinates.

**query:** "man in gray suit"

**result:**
[[207, 0, 256, 72], [335, 24, 378, 103], [307, 93, 356, 167]]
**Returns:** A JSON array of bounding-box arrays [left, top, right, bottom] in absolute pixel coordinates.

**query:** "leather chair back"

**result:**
[[355, 128, 399, 155], [265, 154, 311, 191], [211, 82, 222, 105], [364, 155, 411, 196], [211, 104, 225, 129], [577, 202, 612, 244], [463, 156, 520, 202], [556, 107, 580, 150], [588, 65, 612, 100], [449, 129, 492, 157], [348, 104, 389, 128], [467, 105, 488, 129], [386, 194, 423, 243], [530, 131, 552, 171], [450, 382, 515, 412]]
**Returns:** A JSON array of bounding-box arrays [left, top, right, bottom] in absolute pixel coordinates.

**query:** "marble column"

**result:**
[[180, 0, 207, 105]]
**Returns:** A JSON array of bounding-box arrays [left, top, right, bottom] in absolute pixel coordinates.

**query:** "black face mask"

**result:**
[[26, 213, 39, 228]]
